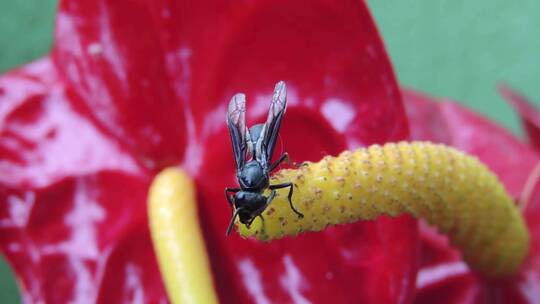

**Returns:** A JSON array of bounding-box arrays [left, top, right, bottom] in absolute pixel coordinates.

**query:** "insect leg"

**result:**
[[257, 214, 265, 225], [246, 216, 257, 228], [226, 207, 243, 236], [269, 182, 304, 218], [224, 187, 241, 215], [269, 152, 290, 172]]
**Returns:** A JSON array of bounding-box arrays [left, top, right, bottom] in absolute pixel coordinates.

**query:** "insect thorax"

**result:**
[[238, 161, 269, 190]]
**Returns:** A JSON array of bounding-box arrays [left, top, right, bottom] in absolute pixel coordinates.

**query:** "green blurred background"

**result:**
[[0, 0, 539, 302]]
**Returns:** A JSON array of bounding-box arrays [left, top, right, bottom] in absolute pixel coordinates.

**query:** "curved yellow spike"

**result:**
[[238, 141, 529, 277], [148, 168, 218, 304]]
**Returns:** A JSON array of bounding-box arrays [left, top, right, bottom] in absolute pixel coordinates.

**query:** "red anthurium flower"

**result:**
[[402, 89, 540, 303], [498, 84, 540, 151], [0, 1, 419, 303]]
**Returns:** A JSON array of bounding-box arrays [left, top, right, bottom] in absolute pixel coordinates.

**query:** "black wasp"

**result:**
[[225, 81, 304, 236]]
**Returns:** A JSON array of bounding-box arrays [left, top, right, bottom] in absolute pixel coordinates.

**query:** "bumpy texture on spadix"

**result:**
[[238, 142, 529, 277]]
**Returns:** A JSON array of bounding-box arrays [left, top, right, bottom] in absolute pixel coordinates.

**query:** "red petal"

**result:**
[[54, 0, 191, 170], [403, 88, 538, 198], [200, 183, 419, 304], [0, 59, 165, 301], [96, 226, 166, 303], [498, 84, 540, 151], [413, 223, 482, 304], [192, 1, 416, 302], [403, 88, 540, 303], [183, 0, 408, 151], [54, 0, 409, 172], [2, 0, 417, 302], [0, 58, 144, 188], [0, 169, 159, 302]]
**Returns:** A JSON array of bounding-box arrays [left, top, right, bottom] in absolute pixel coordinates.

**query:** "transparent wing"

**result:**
[[256, 81, 287, 166], [226, 93, 248, 170]]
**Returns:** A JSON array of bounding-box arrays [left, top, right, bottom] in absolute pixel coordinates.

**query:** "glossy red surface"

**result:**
[[498, 84, 540, 151], [402, 88, 540, 304], [0, 1, 418, 303]]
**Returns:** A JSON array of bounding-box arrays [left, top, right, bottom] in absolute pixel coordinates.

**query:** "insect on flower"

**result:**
[[225, 81, 304, 236]]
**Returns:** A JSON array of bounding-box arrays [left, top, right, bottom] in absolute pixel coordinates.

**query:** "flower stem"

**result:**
[[238, 141, 529, 277], [148, 168, 218, 304]]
